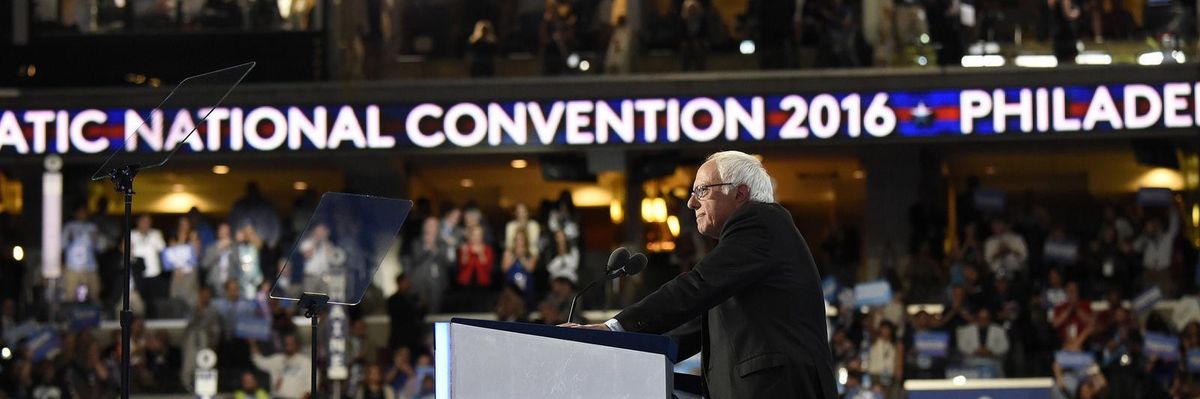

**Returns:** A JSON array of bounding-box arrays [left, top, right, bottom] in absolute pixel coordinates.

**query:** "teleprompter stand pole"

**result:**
[[107, 164, 138, 399], [299, 292, 330, 399]]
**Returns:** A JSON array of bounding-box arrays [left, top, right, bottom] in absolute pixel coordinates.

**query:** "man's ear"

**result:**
[[737, 184, 751, 202]]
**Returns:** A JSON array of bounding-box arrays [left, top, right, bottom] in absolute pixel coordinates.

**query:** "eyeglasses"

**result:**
[[691, 183, 735, 200]]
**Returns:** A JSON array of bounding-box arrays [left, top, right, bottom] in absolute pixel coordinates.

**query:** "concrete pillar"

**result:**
[[860, 146, 943, 282]]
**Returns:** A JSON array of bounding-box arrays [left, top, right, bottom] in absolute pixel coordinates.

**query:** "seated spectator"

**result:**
[[957, 308, 1009, 378], [202, 223, 239, 293], [546, 230, 580, 284], [385, 347, 415, 396], [866, 320, 904, 396], [495, 284, 528, 322], [1134, 206, 1179, 297], [1086, 225, 1135, 298], [1043, 269, 1068, 309], [904, 310, 948, 379], [504, 203, 541, 257], [131, 213, 167, 318], [249, 335, 310, 399], [831, 328, 859, 365], [182, 286, 222, 391], [234, 370, 270, 399], [356, 364, 394, 399], [1052, 281, 1093, 344], [409, 216, 453, 313], [165, 215, 201, 308], [501, 228, 538, 304], [984, 219, 1028, 280], [387, 274, 424, 353], [457, 226, 494, 288], [1098, 307, 1140, 368], [62, 204, 101, 303], [234, 224, 264, 299]]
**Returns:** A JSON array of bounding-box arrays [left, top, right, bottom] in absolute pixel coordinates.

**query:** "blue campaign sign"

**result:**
[[1134, 287, 1163, 315], [1138, 188, 1174, 206], [1055, 351, 1096, 370], [69, 304, 101, 330], [1145, 332, 1180, 361], [974, 189, 1006, 212], [853, 280, 892, 307], [915, 332, 950, 357], [234, 316, 272, 341], [28, 328, 61, 362], [822, 276, 839, 303], [1188, 349, 1200, 373]]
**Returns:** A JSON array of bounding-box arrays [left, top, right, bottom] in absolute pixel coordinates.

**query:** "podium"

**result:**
[[435, 318, 686, 398]]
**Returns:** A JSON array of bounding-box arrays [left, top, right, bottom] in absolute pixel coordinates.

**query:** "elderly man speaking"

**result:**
[[566, 151, 837, 398]]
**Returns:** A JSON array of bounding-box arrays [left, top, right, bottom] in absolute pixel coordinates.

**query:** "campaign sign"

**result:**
[[1137, 188, 1173, 206], [853, 280, 892, 307], [1134, 287, 1164, 315], [915, 332, 950, 357], [69, 304, 101, 330], [822, 276, 839, 304], [28, 328, 61, 362], [974, 189, 1006, 212], [1043, 241, 1078, 264], [1055, 351, 1096, 370], [1145, 332, 1180, 362], [234, 316, 272, 341]]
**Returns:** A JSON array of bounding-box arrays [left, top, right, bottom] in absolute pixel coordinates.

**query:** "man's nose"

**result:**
[[687, 195, 700, 210]]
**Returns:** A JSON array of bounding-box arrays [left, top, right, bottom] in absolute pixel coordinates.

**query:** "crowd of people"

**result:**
[[826, 183, 1198, 399], [1, 174, 1199, 398], [0, 183, 592, 398]]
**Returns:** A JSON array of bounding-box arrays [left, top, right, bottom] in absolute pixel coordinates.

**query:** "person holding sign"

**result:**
[[563, 151, 837, 399]]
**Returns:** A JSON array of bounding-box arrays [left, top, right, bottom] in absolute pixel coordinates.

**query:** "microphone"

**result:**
[[615, 253, 647, 278], [605, 247, 631, 274], [566, 248, 643, 324]]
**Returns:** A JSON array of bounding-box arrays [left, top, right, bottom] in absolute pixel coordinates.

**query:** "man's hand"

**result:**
[[558, 322, 611, 331]]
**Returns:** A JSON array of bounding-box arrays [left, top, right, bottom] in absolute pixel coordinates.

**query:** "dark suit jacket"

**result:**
[[615, 202, 838, 399]]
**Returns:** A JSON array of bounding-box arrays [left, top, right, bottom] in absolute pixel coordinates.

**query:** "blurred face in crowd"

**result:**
[[468, 226, 484, 245], [1066, 282, 1080, 302], [513, 230, 529, 256], [990, 219, 1008, 236], [963, 265, 979, 284], [1113, 308, 1130, 325], [963, 223, 977, 241], [137, 214, 153, 231], [74, 207, 88, 221], [914, 311, 931, 330], [416, 353, 432, 367], [394, 347, 411, 368], [422, 217, 439, 240], [225, 280, 240, 300], [976, 309, 992, 326], [1048, 269, 1063, 288], [366, 365, 384, 386], [312, 224, 329, 242], [514, 203, 529, 221], [877, 323, 894, 342], [1146, 218, 1162, 235], [217, 223, 231, 241], [241, 372, 259, 390], [283, 335, 298, 356], [445, 208, 462, 225], [688, 161, 749, 238], [197, 287, 212, 308], [464, 209, 482, 227]]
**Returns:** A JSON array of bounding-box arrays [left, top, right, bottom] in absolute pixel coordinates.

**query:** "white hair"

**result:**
[[706, 151, 775, 203]]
